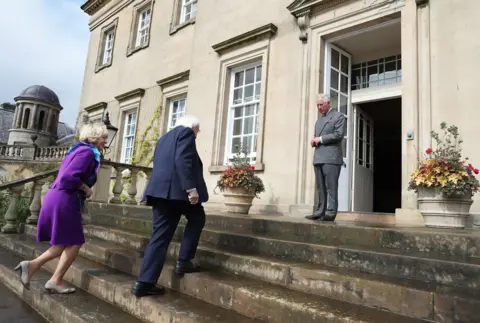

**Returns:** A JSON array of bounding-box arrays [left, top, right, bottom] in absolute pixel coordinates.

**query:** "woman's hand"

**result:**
[[85, 187, 93, 198]]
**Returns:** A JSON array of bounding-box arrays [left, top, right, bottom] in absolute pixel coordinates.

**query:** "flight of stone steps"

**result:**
[[0, 203, 479, 323]]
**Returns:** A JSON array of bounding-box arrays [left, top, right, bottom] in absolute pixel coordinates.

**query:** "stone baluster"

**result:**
[[110, 166, 124, 204], [140, 170, 152, 205], [26, 179, 46, 224], [125, 168, 138, 205], [1, 185, 24, 233]]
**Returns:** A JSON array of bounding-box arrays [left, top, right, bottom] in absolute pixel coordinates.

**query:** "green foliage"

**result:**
[[131, 99, 163, 167]]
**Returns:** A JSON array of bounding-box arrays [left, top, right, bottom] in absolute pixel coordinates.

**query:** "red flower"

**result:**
[[468, 165, 474, 171], [475, 169, 479, 175], [425, 148, 433, 154]]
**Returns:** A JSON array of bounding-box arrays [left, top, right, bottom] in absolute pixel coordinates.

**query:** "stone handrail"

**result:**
[[0, 159, 153, 234], [0, 169, 59, 233]]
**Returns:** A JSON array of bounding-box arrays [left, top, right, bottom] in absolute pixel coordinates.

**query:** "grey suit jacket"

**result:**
[[313, 109, 346, 165]]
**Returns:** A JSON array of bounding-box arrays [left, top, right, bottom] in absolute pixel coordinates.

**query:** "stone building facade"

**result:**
[[78, 0, 480, 222]]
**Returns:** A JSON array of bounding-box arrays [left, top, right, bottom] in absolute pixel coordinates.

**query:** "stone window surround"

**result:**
[[209, 25, 278, 173], [169, 0, 196, 35], [114, 88, 145, 162], [95, 17, 119, 73], [127, 0, 155, 57], [157, 70, 190, 133]]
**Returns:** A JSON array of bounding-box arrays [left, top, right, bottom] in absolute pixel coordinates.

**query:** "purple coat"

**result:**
[[37, 146, 98, 246]]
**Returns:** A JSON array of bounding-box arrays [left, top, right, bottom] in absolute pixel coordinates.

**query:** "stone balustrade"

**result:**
[[0, 143, 69, 161], [0, 160, 152, 233]]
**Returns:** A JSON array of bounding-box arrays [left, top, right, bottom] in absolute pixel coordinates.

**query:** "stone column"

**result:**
[[110, 166, 125, 204], [125, 169, 138, 205], [417, 0, 432, 154], [396, 0, 426, 226], [26, 179, 46, 224], [28, 104, 38, 129], [290, 9, 315, 217], [15, 104, 24, 129], [90, 164, 113, 203], [1, 185, 24, 233], [46, 109, 54, 133]]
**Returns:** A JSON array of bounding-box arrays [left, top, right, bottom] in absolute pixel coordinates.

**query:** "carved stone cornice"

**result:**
[[212, 24, 278, 55], [287, 0, 351, 18], [156, 70, 190, 88], [84, 102, 107, 113], [296, 9, 311, 42], [81, 0, 111, 16], [415, 0, 429, 6], [114, 88, 145, 102]]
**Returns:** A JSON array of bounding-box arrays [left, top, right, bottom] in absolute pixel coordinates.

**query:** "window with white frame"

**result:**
[[226, 63, 262, 163], [135, 7, 151, 47], [102, 29, 115, 65], [121, 112, 137, 164], [180, 0, 197, 24], [168, 98, 186, 131]]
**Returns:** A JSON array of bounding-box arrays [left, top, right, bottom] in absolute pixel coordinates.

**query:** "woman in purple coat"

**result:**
[[14, 123, 108, 294]]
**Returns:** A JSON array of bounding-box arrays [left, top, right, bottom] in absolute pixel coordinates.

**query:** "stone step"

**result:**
[[87, 213, 480, 291], [0, 235, 262, 323], [17, 227, 427, 323], [89, 208, 480, 262], [0, 246, 144, 323]]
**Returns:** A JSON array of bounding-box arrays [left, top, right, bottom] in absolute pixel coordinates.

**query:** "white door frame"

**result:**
[[350, 89, 402, 211], [323, 42, 352, 212]]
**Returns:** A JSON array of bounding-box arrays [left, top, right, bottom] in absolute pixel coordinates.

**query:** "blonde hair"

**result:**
[[79, 123, 108, 144]]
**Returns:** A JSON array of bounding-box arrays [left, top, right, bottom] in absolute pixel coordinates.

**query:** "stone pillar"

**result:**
[[110, 166, 124, 204], [125, 169, 138, 205], [28, 104, 38, 129], [290, 9, 315, 217], [1, 185, 24, 233], [15, 104, 24, 129], [26, 179, 46, 224], [396, 0, 427, 226], [417, 0, 432, 154], [90, 164, 112, 203], [46, 109, 54, 133]]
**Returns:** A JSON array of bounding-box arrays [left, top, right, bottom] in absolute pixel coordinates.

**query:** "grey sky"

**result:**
[[0, 0, 89, 127]]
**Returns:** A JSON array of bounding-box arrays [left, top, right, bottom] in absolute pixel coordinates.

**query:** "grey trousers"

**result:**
[[314, 164, 341, 217]]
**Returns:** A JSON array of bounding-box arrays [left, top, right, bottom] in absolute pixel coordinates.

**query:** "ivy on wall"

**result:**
[[130, 97, 164, 167]]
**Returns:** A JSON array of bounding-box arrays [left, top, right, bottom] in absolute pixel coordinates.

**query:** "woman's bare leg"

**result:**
[[50, 245, 82, 286], [28, 245, 65, 280]]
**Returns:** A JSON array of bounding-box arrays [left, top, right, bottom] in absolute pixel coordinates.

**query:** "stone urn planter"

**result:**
[[417, 187, 473, 229], [223, 187, 255, 214]]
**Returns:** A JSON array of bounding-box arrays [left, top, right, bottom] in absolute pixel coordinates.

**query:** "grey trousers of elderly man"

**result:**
[[306, 108, 346, 222]]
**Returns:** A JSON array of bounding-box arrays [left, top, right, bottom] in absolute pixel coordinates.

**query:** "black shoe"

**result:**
[[305, 214, 324, 220], [174, 260, 201, 275], [131, 281, 165, 297], [321, 215, 336, 222]]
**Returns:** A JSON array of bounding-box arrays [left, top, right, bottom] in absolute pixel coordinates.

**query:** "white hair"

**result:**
[[175, 115, 200, 129], [317, 94, 331, 103], [79, 122, 108, 144]]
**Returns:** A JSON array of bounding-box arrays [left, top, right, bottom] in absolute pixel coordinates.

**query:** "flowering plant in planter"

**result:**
[[408, 122, 480, 197], [215, 149, 265, 198]]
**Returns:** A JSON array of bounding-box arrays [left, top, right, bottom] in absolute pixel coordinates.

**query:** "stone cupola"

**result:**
[[8, 85, 63, 147]]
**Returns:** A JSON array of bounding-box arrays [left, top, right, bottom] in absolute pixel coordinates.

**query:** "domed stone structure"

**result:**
[[8, 85, 63, 147]]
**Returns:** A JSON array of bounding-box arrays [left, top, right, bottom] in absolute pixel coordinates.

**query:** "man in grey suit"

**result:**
[[306, 94, 346, 222]]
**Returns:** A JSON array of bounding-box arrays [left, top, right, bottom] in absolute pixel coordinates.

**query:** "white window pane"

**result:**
[[244, 85, 254, 102], [245, 104, 256, 116], [245, 68, 255, 85], [234, 107, 243, 118], [231, 137, 241, 153], [243, 117, 254, 135], [172, 101, 179, 113], [233, 119, 242, 136], [132, 112, 137, 123], [233, 89, 243, 104], [256, 66, 262, 82], [242, 136, 252, 153], [234, 71, 244, 87], [255, 83, 261, 99]]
